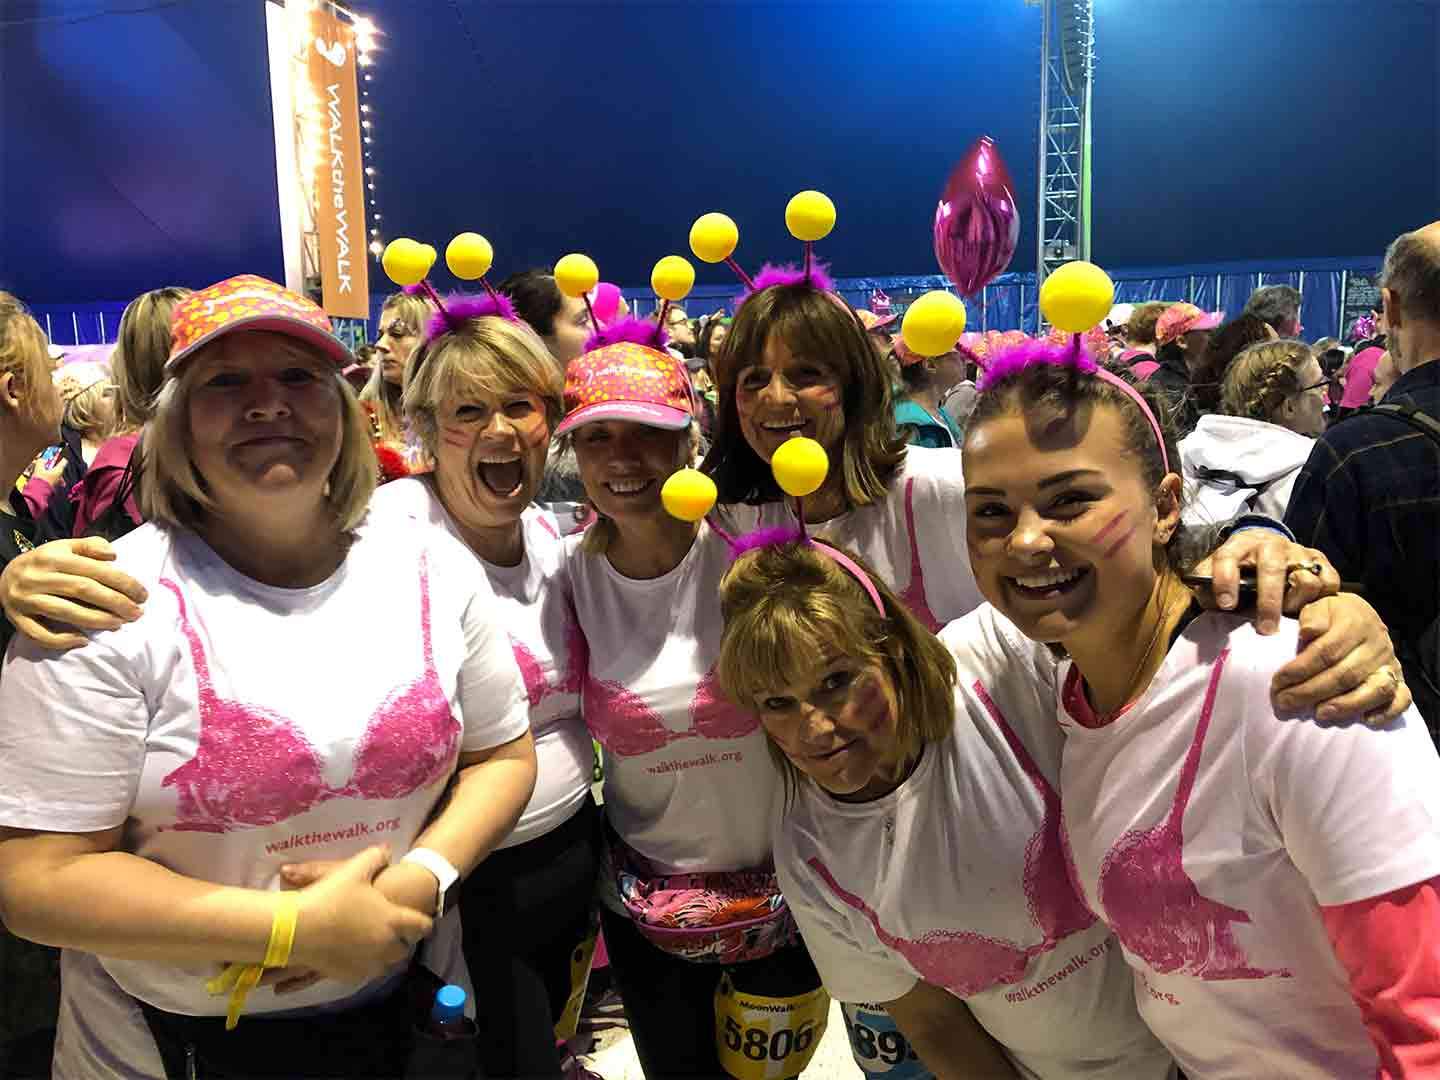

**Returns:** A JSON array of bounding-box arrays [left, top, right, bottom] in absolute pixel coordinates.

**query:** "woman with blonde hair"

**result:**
[[0, 291, 65, 1076], [50, 287, 192, 539], [1179, 340, 1328, 526], [323, 299, 601, 1079], [360, 289, 431, 477], [0, 275, 536, 1078], [717, 535, 1172, 1077]]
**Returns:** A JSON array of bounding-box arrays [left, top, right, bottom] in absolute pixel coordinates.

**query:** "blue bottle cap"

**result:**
[[433, 984, 466, 1023]]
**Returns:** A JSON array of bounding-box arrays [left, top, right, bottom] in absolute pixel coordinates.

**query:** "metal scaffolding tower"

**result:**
[[1035, 0, 1094, 284]]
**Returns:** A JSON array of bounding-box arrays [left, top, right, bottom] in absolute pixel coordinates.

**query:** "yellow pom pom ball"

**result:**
[[1039, 261, 1115, 333], [785, 191, 836, 243], [661, 469, 717, 522], [771, 437, 829, 498], [901, 291, 968, 357], [554, 254, 600, 299], [381, 238, 435, 287], [446, 233, 493, 280], [689, 213, 739, 264], [651, 256, 696, 302]]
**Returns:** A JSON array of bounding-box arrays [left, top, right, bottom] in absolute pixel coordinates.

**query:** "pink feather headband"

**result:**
[[977, 337, 1171, 475]]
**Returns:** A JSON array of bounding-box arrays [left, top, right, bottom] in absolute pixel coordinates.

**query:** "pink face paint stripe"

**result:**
[[1090, 510, 1128, 547], [1102, 525, 1138, 560]]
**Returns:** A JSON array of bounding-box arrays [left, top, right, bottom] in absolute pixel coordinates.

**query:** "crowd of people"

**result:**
[[0, 217, 1435, 1080]]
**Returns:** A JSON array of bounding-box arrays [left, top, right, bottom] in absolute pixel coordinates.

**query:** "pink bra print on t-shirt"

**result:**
[[585, 665, 758, 757], [160, 557, 460, 833], [1094, 648, 1291, 982], [810, 682, 1095, 998], [509, 596, 588, 710]]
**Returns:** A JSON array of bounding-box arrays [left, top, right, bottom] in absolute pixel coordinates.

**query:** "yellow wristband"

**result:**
[[263, 893, 299, 970], [204, 893, 302, 1030]]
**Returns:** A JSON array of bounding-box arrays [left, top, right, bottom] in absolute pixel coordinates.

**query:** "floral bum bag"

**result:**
[[608, 833, 798, 965]]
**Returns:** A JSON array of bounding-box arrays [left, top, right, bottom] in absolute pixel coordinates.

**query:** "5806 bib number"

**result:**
[[715, 975, 829, 1080]]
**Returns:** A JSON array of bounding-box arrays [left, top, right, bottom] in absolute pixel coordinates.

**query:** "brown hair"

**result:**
[[1220, 339, 1314, 423], [1189, 314, 1275, 413], [718, 539, 956, 801], [965, 359, 1196, 571], [1125, 301, 1171, 347], [112, 287, 191, 429], [702, 285, 905, 508]]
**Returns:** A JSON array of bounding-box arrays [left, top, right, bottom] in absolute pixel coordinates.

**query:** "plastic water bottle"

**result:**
[[427, 984, 469, 1039]]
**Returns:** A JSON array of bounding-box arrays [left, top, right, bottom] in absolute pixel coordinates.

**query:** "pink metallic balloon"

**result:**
[[933, 136, 1020, 296]]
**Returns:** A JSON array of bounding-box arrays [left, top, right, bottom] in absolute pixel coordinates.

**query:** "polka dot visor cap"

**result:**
[[167, 275, 352, 373], [554, 340, 695, 437]]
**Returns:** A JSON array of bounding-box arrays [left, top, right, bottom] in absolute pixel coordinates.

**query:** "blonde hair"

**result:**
[[717, 539, 956, 798], [112, 287, 191, 429], [0, 293, 50, 395], [402, 317, 562, 458], [1221, 339, 1314, 422], [139, 336, 376, 532], [361, 291, 432, 442], [65, 380, 119, 443]]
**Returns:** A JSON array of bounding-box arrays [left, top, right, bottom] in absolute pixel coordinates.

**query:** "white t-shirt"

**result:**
[[777, 608, 1172, 1080], [0, 519, 529, 1022], [747, 445, 981, 632], [1058, 612, 1440, 1078], [566, 525, 782, 874], [371, 479, 593, 848]]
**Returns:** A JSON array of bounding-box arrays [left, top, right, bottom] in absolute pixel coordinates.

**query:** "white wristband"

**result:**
[[400, 848, 459, 917]]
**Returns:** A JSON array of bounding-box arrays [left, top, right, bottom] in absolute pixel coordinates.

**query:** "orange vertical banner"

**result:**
[[305, 6, 369, 318]]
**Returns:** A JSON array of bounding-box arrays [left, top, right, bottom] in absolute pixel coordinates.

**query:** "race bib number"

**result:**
[[553, 914, 600, 1043], [841, 1002, 934, 1080], [715, 973, 830, 1080]]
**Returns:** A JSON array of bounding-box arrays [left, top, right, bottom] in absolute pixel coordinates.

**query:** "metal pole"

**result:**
[[72, 312, 80, 345], [1079, 5, 1093, 263], [45, 314, 53, 340], [99, 312, 106, 342], [1339, 270, 1349, 337], [1188, 275, 1196, 303], [1035, 0, 1052, 286], [981, 286, 989, 333]]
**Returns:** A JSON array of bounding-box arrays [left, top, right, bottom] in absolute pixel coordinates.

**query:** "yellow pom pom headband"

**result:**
[[661, 436, 884, 615], [689, 190, 838, 305]]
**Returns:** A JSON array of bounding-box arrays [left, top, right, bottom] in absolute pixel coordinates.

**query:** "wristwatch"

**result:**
[[400, 848, 460, 917]]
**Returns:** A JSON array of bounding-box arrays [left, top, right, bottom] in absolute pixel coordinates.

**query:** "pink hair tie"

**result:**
[[1090, 365, 1170, 475], [810, 540, 885, 616], [978, 337, 1170, 475]]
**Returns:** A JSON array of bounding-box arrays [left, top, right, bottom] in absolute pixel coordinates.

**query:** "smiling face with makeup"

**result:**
[[434, 387, 550, 532], [735, 335, 846, 462], [573, 419, 690, 525], [755, 654, 903, 801], [962, 398, 1181, 649]]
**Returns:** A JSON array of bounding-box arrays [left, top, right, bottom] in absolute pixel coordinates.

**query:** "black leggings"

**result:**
[[600, 907, 821, 1080], [459, 796, 602, 1080]]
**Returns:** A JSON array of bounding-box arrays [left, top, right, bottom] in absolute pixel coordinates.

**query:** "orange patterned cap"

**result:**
[[554, 340, 695, 437], [167, 275, 351, 373]]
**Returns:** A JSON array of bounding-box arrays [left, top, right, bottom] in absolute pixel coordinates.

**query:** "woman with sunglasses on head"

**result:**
[[1178, 340, 1329, 527], [960, 339, 1440, 1076], [0, 277, 535, 1078]]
